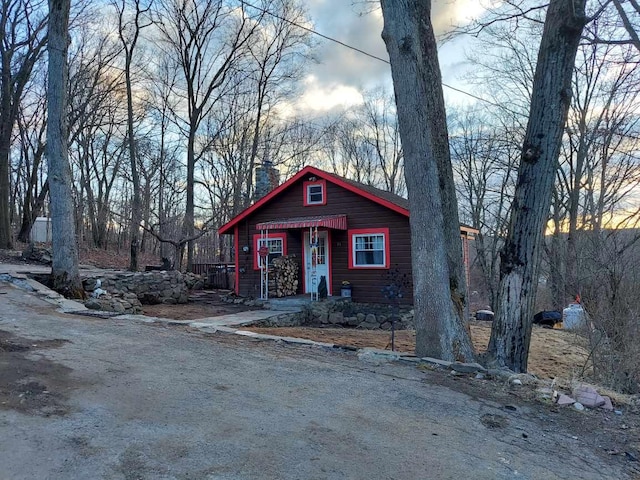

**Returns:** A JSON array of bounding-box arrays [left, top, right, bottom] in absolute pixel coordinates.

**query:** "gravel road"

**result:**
[[0, 281, 633, 480]]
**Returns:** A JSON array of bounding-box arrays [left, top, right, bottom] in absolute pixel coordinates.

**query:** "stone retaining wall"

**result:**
[[223, 294, 414, 330], [249, 311, 308, 328], [305, 300, 414, 330], [83, 271, 205, 314]]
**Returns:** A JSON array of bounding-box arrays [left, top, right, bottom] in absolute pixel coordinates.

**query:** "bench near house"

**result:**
[[219, 165, 477, 305]]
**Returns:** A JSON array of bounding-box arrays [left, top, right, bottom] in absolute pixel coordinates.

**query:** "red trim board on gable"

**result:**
[[219, 166, 410, 235], [219, 167, 315, 234], [318, 170, 409, 217]]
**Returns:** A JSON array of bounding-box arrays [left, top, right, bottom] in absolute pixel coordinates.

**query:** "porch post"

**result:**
[[260, 229, 269, 300], [310, 225, 318, 301]]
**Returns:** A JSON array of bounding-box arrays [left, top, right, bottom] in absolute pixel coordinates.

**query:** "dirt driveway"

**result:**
[[0, 281, 638, 479]]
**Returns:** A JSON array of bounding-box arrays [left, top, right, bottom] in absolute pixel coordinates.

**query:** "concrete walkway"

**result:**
[[117, 309, 302, 331]]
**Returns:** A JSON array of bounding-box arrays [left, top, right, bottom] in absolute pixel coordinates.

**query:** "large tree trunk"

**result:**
[[116, 0, 147, 272], [0, 56, 15, 249], [47, 0, 83, 298], [0, 138, 12, 249], [547, 191, 566, 311], [381, 0, 474, 362], [183, 126, 196, 273], [126, 66, 141, 271], [488, 0, 587, 372]]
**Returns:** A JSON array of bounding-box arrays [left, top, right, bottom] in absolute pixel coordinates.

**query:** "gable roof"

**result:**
[[219, 165, 410, 234], [321, 169, 409, 211]]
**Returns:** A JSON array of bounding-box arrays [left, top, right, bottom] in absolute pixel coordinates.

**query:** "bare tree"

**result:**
[[360, 88, 404, 195], [580, 227, 640, 393], [155, 0, 266, 271], [555, 25, 640, 306], [450, 107, 520, 308], [0, 0, 47, 248], [602, 0, 640, 52], [15, 75, 48, 243], [198, 0, 311, 222], [113, 0, 152, 271], [47, 0, 82, 296], [380, 0, 474, 361], [487, 0, 587, 372], [320, 89, 405, 194], [65, 24, 128, 248], [75, 103, 127, 248], [147, 53, 182, 264], [319, 116, 383, 188], [462, 0, 640, 351], [240, 0, 311, 203]]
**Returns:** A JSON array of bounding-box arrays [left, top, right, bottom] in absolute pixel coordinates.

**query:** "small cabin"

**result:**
[[219, 166, 477, 305]]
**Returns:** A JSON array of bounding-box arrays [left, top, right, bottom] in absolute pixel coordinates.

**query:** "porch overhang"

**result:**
[[256, 214, 347, 231]]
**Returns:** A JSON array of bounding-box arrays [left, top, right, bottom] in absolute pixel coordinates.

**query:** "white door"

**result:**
[[304, 230, 330, 295]]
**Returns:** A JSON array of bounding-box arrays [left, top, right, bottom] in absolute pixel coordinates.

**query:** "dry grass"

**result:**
[[244, 321, 591, 382]]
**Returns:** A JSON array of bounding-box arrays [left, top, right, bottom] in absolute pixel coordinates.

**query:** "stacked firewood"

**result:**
[[269, 255, 299, 297]]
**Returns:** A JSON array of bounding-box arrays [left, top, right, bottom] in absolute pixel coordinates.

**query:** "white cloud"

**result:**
[[300, 0, 490, 110], [297, 75, 364, 112]]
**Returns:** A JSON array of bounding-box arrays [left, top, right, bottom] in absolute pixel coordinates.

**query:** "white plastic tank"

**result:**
[[563, 303, 585, 329]]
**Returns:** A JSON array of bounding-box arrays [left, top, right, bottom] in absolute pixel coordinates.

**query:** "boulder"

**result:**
[[601, 396, 614, 411], [84, 299, 103, 310], [556, 394, 576, 406], [345, 316, 360, 327], [22, 244, 52, 264], [572, 385, 606, 409]]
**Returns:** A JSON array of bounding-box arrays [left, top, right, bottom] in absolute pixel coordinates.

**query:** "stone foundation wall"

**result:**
[[223, 294, 414, 330], [248, 311, 308, 328], [305, 301, 414, 330], [83, 271, 205, 314]]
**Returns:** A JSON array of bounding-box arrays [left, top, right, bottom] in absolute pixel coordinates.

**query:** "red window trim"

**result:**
[[303, 179, 327, 206], [252, 232, 287, 270], [348, 228, 390, 269]]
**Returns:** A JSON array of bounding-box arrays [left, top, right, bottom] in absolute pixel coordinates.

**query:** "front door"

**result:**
[[303, 230, 330, 295]]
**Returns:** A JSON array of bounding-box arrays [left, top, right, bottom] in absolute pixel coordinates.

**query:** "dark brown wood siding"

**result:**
[[234, 174, 413, 304]]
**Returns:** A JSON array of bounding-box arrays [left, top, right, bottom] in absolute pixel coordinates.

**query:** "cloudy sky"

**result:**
[[297, 0, 488, 113]]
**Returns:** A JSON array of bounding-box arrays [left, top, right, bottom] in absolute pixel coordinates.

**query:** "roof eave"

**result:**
[[218, 166, 317, 235], [219, 165, 412, 235]]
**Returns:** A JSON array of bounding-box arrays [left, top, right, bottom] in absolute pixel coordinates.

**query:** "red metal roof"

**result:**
[[256, 214, 348, 231]]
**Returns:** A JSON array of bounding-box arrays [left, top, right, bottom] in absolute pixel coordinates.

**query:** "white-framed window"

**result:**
[[307, 184, 323, 204], [303, 179, 326, 206], [349, 228, 390, 269], [253, 233, 286, 269]]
